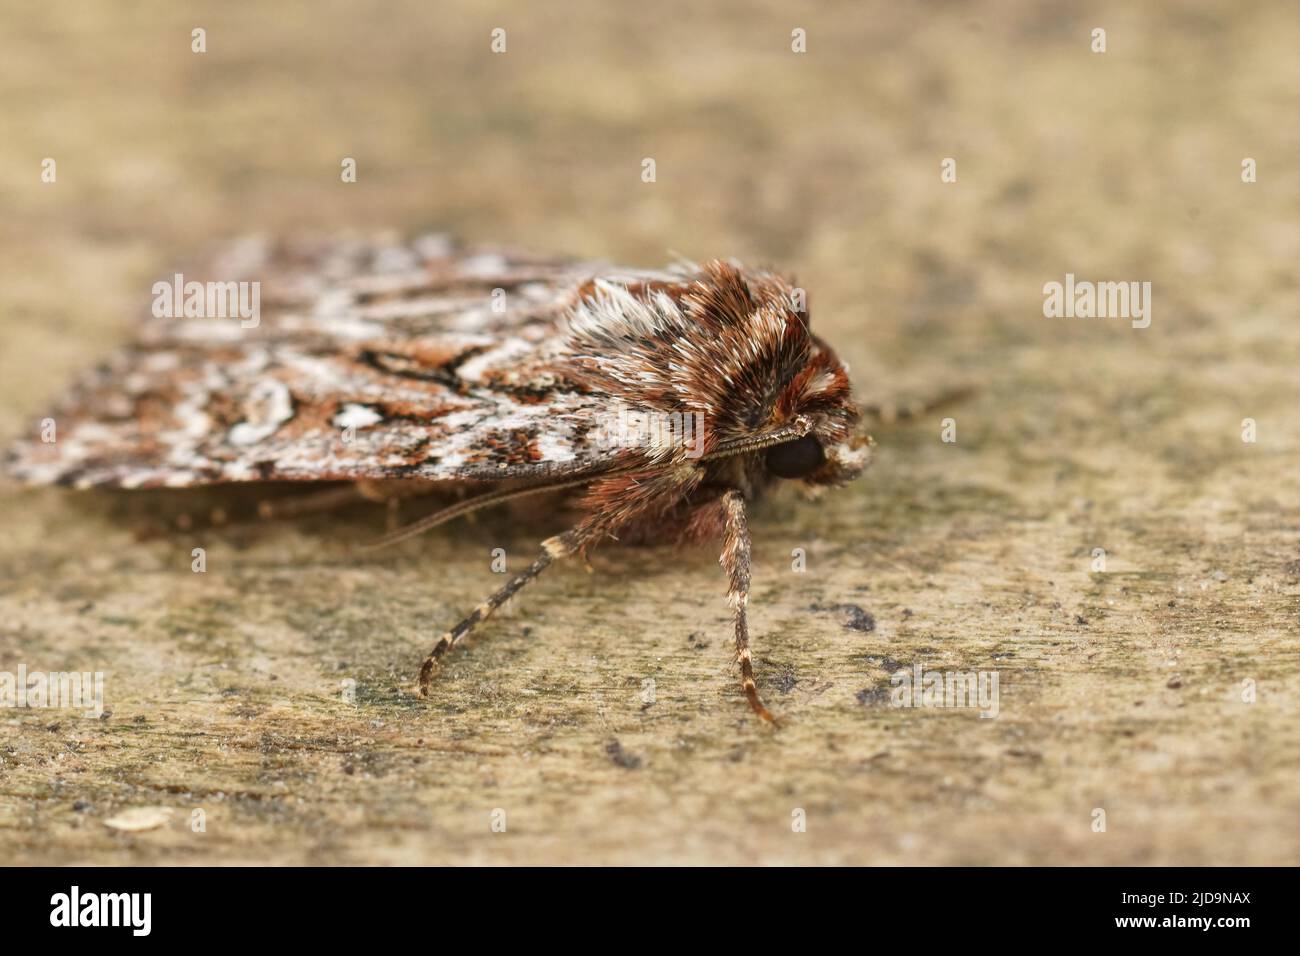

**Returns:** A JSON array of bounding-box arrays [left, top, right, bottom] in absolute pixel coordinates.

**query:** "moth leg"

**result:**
[[168, 483, 364, 533], [254, 484, 364, 521], [720, 490, 776, 724], [418, 529, 581, 696], [281, 478, 446, 532]]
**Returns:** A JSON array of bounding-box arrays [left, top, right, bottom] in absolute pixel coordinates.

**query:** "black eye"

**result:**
[[765, 435, 826, 479]]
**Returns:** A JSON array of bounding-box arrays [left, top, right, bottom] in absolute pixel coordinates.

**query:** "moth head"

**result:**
[[764, 430, 873, 486], [563, 259, 870, 485], [761, 333, 870, 488], [672, 263, 869, 487]]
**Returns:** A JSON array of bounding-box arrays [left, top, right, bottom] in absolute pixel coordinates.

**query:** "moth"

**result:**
[[5, 234, 877, 723]]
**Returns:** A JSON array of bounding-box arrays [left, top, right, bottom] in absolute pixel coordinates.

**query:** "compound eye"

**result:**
[[764, 435, 826, 479]]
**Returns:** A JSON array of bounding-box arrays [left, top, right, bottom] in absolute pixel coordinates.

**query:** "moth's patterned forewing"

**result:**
[[5, 235, 681, 488]]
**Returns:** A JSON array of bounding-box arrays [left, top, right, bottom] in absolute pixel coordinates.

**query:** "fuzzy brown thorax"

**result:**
[[560, 259, 868, 545]]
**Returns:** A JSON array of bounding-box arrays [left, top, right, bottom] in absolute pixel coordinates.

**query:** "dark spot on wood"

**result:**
[[810, 601, 875, 632], [604, 739, 641, 770], [1005, 748, 1043, 761], [856, 685, 891, 706]]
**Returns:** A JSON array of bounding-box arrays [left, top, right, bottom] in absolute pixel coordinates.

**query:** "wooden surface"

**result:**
[[1, 0, 1297, 865]]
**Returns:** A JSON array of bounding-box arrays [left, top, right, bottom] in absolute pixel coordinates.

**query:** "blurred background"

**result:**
[[5, 1, 1295, 407], [1, 1, 1296, 865]]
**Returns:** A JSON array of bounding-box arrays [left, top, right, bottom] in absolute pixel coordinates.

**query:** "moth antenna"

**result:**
[[703, 415, 815, 462], [356, 476, 597, 553], [857, 384, 976, 427]]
